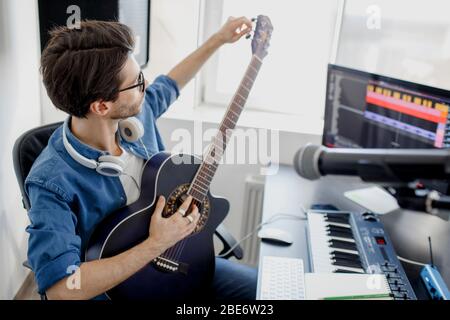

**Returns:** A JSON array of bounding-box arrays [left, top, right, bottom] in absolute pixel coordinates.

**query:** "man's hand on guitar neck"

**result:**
[[46, 196, 200, 300], [167, 16, 252, 90]]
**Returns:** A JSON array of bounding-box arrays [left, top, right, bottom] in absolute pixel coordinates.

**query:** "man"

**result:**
[[26, 18, 256, 300]]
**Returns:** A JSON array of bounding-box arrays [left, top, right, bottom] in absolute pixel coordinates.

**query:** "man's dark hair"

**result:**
[[41, 20, 135, 118]]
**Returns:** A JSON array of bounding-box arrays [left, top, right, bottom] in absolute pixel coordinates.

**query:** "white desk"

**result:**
[[256, 164, 450, 299]]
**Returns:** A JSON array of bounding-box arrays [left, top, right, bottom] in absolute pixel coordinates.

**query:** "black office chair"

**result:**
[[13, 122, 243, 271]]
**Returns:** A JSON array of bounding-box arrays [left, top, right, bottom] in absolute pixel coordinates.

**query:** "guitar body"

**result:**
[[85, 152, 230, 300]]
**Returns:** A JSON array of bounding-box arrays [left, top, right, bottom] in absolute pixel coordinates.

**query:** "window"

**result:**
[[200, 0, 340, 120]]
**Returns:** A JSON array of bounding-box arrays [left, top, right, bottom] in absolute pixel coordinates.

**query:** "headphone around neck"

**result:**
[[62, 117, 145, 177]]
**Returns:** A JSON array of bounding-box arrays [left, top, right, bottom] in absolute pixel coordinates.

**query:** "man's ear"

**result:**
[[89, 100, 113, 117]]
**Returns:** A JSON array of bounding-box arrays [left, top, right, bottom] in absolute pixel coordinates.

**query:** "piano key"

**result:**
[[332, 258, 363, 269], [329, 236, 356, 243], [330, 252, 361, 265], [332, 257, 363, 268], [313, 260, 364, 273], [326, 221, 351, 228], [330, 250, 360, 261], [329, 239, 358, 251], [325, 216, 349, 224], [330, 251, 361, 264], [328, 247, 359, 255], [326, 225, 353, 235], [311, 249, 361, 268], [334, 267, 365, 274], [327, 229, 354, 239], [325, 212, 350, 219], [332, 263, 364, 274], [335, 269, 357, 274], [325, 212, 350, 220], [326, 223, 352, 231]]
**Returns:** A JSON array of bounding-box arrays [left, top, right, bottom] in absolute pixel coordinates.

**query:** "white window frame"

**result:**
[[197, 0, 346, 117]]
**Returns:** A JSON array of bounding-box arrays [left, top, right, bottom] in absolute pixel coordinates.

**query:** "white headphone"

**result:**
[[62, 117, 145, 177]]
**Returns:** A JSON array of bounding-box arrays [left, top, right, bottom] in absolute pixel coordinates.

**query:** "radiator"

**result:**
[[240, 175, 265, 267]]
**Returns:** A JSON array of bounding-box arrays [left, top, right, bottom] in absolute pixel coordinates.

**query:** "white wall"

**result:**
[[0, 0, 41, 299]]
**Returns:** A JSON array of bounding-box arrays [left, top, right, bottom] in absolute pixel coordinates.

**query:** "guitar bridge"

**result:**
[[152, 256, 189, 275]]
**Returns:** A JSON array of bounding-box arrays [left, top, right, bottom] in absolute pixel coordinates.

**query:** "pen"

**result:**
[[322, 293, 393, 300]]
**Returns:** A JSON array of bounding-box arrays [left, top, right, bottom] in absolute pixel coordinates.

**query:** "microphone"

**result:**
[[293, 143, 450, 183]]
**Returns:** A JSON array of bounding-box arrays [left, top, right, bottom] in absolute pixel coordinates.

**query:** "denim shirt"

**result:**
[[25, 75, 179, 297]]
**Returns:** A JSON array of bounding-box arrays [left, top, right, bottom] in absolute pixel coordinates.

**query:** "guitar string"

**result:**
[[164, 236, 183, 261], [163, 209, 178, 260], [173, 203, 194, 261], [168, 202, 192, 261], [161, 203, 191, 262], [168, 196, 196, 262], [168, 216, 188, 261], [165, 228, 181, 261], [165, 195, 195, 261], [173, 198, 202, 261], [171, 199, 199, 262], [171, 240, 184, 261], [171, 238, 188, 262]]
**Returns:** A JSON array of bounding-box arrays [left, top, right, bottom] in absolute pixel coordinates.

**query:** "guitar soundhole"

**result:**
[[164, 183, 210, 233]]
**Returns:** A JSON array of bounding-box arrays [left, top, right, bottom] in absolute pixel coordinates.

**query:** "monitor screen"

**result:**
[[323, 64, 450, 149]]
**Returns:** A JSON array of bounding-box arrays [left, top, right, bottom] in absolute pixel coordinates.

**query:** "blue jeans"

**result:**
[[210, 258, 257, 300]]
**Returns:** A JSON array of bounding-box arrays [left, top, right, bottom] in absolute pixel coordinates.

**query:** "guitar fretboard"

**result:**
[[188, 55, 263, 201]]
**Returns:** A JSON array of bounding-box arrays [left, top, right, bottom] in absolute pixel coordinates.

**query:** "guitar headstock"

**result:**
[[251, 15, 273, 60]]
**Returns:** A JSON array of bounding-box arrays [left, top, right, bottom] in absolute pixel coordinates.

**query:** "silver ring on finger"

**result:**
[[186, 215, 194, 224], [177, 208, 187, 217]]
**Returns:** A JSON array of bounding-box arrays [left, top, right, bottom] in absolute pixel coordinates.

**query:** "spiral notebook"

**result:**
[[305, 273, 393, 300]]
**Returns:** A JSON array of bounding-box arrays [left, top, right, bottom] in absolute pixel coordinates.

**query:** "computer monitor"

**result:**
[[323, 64, 450, 149]]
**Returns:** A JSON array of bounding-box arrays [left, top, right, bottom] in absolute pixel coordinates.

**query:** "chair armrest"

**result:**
[[214, 224, 243, 260]]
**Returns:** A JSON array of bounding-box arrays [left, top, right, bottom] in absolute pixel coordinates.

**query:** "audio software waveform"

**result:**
[[366, 83, 449, 148]]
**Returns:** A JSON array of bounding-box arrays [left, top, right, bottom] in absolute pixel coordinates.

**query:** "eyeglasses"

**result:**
[[118, 71, 145, 93]]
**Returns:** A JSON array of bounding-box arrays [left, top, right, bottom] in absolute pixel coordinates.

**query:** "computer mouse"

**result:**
[[257, 228, 293, 245]]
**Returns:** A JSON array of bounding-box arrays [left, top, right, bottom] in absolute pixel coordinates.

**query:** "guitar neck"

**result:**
[[188, 55, 263, 201]]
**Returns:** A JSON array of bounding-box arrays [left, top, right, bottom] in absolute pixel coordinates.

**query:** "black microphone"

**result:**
[[293, 143, 450, 183]]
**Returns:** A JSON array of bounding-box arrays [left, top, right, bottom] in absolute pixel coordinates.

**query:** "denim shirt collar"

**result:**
[[63, 116, 122, 160]]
